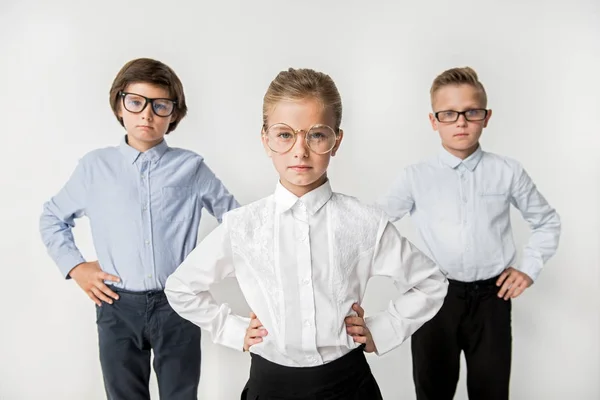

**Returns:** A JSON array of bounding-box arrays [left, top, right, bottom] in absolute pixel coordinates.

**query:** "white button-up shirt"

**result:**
[[379, 146, 561, 282], [165, 181, 447, 367]]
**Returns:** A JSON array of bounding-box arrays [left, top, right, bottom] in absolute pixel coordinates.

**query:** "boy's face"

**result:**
[[429, 84, 492, 159], [262, 98, 343, 197], [118, 82, 175, 151]]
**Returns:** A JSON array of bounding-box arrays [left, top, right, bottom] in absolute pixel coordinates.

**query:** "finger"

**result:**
[[346, 326, 367, 336], [498, 275, 515, 298], [246, 337, 263, 348], [496, 269, 510, 287], [88, 291, 102, 306], [504, 276, 524, 299], [511, 281, 528, 299], [344, 316, 365, 327], [248, 328, 268, 338], [250, 312, 257, 319], [91, 287, 113, 304], [249, 318, 263, 328], [352, 303, 365, 318], [352, 335, 367, 344], [96, 282, 119, 300], [100, 272, 121, 283]]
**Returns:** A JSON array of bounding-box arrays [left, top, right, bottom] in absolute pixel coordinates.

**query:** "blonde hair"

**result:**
[[263, 68, 343, 131], [430, 66, 487, 107]]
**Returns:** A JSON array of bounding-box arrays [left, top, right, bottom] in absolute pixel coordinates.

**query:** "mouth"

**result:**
[[454, 133, 469, 137], [137, 125, 154, 130], [288, 165, 312, 172]]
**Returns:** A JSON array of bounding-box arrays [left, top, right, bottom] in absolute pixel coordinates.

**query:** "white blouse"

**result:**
[[165, 181, 448, 367]]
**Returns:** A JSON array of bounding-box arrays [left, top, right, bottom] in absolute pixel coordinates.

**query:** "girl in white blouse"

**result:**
[[165, 68, 448, 399]]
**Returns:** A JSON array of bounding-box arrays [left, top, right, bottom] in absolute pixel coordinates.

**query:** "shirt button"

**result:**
[[145, 240, 150, 245], [147, 274, 152, 278], [304, 320, 311, 327], [302, 278, 310, 285], [142, 206, 148, 211]]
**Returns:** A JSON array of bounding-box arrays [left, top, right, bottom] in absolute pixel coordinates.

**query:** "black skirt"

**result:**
[[241, 346, 383, 400]]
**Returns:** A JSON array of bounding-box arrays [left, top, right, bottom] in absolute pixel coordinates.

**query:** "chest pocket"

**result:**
[[162, 186, 196, 222], [478, 191, 509, 221]]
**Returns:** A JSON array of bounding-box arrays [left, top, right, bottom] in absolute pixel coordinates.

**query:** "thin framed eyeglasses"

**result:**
[[434, 109, 488, 123], [262, 123, 340, 155], [119, 91, 177, 117]]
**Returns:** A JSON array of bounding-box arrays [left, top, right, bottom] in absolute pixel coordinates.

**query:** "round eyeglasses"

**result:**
[[263, 123, 340, 155]]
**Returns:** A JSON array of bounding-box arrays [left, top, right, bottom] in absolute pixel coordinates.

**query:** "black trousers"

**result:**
[[412, 276, 512, 400], [96, 287, 201, 400], [241, 346, 383, 400]]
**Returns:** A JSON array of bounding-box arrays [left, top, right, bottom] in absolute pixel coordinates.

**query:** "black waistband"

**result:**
[[247, 346, 372, 397], [448, 275, 500, 288]]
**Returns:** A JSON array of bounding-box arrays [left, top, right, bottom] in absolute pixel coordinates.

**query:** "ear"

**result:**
[[261, 129, 273, 158], [331, 129, 344, 157], [483, 109, 492, 128], [429, 113, 438, 131]]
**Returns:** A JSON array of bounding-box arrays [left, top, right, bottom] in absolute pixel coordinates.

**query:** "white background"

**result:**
[[1, 0, 598, 398]]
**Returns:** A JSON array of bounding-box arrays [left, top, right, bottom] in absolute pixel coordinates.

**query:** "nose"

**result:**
[[456, 113, 467, 126], [141, 102, 154, 120], [291, 131, 309, 158]]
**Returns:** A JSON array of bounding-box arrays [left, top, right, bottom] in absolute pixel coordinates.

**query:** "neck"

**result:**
[[281, 174, 328, 198], [443, 143, 479, 160], [126, 134, 163, 152]]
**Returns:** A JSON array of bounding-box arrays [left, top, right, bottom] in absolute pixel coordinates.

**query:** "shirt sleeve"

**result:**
[[165, 216, 249, 351], [364, 218, 448, 355], [377, 168, 415, 222], [197, 162, 240, 223], [509, 162, 561, 281], [39, 158, 88, 278]]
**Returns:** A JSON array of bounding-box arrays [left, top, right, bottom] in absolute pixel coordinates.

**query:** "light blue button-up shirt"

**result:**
[[379, 146, 561, 282], [40, 136, 239, 291]]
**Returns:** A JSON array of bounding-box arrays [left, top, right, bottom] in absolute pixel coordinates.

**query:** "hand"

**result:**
[[345, 303, 377, 353], [496, 267, 533, 300], [68, 261, 120, 306], [243, 312, 268, 352]]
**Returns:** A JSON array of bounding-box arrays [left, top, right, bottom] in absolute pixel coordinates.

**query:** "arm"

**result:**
[[509, 163, 561, 282], [496, 163, 561, 299], [39, 159, 88, 278], [377, 169, 415, 222], [197, 163, 240, 223], [39, 158, 120, 305], [364, 219, 448, 355], [165, 217, 249, 351]]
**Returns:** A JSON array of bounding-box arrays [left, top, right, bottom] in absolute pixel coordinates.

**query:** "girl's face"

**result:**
[[262, 98, 343, 197]]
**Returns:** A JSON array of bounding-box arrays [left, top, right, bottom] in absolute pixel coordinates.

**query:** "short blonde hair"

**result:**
[[430, 66, 487, 108], [263, 68, 342, 131]]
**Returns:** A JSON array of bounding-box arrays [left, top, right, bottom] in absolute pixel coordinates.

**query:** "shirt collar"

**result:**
[[274, 180, 333, 216], [438, 145, 484, 172], [118, 135, 169, 164]]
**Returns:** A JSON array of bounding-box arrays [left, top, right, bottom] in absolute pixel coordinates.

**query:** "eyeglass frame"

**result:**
[[262, 123, 342, 155], [119, 91, 178, 117], [434, 108, 489, 123]]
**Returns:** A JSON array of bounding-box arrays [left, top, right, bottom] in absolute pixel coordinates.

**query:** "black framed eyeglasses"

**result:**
[[434, 109, 488, 123], [119, 91, 177, 117]]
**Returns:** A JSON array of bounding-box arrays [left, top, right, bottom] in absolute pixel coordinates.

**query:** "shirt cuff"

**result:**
[[516, 257, 543, 283], [218, 314, 251, 352], [57, 252, 87, 279], [365, 312, 406, 356]]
